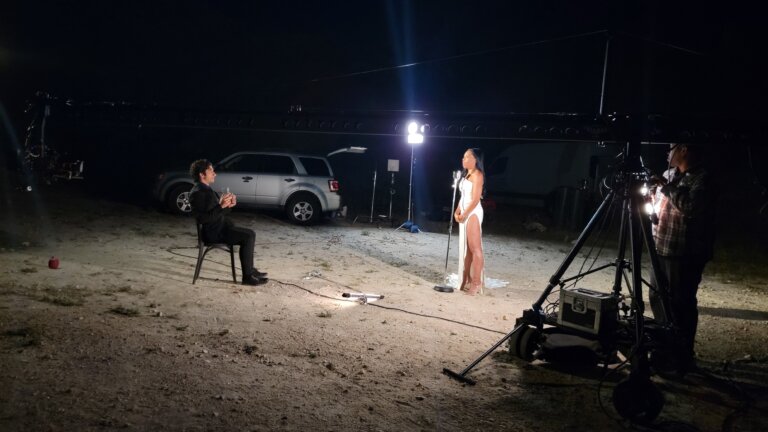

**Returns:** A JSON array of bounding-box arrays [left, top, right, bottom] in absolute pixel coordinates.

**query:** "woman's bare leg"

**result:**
[[464, 215, 484, 295], [460, 247, 473, 291]]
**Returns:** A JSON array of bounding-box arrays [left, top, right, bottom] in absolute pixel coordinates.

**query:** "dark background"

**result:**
[[1, 1, 767, 231], [3, 1, 767, 114]]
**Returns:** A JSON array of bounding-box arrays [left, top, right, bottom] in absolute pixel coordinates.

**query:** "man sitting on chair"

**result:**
[[188, 159, 268, 286]]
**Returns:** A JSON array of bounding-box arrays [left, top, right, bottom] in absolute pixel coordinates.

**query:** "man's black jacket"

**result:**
[[189, 182, 232, 243]]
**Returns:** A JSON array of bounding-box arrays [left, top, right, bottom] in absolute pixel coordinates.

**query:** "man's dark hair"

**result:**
[[189, 159, 212, 181], [680, 143, 706, 164]]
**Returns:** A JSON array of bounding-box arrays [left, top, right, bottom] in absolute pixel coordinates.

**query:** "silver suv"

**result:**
[[154, 151, 341, 225]]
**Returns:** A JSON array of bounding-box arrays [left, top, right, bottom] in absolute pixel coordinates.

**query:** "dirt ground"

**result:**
[[1, 183, 767, 432]]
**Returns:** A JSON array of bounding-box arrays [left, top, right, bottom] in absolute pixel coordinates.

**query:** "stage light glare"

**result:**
[[640, 184, 649, 196], [406, 121, 424, 145], [644, 202, 654, 215], [407, 133, 424, 145]]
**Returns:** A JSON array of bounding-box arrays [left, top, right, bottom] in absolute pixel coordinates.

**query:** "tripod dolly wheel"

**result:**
[[508, 325, 540, 362], [612, 376, 664, 424]]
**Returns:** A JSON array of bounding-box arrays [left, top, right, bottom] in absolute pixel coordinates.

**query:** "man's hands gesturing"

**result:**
[[219, 192, 237, 208]]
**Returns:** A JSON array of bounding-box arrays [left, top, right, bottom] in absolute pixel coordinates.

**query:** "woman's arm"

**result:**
[[454, 179, 463, 222]]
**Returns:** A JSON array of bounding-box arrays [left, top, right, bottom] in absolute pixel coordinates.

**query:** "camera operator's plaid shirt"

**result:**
[[652, 165, 717, 259]]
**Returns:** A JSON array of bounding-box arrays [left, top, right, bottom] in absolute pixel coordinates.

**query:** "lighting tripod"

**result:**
[[352, 168, 379, 224], [388, 172, 396, 223], [395, 144, 417, 231], [368, 169, 377, 222], [444, 138, 677, 423]]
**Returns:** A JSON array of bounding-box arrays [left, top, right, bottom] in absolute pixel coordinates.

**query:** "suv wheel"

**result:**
[[167, 184, 193, 215], [286, 194, 321, 225]]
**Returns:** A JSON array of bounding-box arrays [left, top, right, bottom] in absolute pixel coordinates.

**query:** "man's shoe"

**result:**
[[242, 275, 268, 286], [251, 269, 268, 278]]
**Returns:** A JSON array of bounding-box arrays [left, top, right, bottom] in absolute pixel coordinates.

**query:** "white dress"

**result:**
[[458, 177, 484, 290]]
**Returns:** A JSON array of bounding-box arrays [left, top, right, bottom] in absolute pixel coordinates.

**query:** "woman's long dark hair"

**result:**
[[462, 147, 484, 177], [461, 147, 485, 198]]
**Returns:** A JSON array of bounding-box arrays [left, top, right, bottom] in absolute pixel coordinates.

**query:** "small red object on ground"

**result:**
[[48, 256, 60, 269]]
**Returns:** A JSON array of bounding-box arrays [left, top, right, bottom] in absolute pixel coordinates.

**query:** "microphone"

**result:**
[[452, 170, 462, 187]]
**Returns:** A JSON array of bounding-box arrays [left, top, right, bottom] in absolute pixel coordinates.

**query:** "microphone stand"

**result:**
[[434, 170, 463, 293]]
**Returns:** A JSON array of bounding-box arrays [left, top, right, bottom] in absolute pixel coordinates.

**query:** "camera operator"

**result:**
[[649, 143, 717, 375]]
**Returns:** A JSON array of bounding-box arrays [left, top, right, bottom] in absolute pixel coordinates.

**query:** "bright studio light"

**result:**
[[407, 121, 424, 145], [640, 184, 649, 196], [644, 202, 654, 215], [407, 134, 424, 145]]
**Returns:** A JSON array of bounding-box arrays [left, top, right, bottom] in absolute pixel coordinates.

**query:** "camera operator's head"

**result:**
[[667, 143, 705, 172]]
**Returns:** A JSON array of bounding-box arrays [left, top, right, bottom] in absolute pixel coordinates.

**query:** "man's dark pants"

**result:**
[[220, 226, 256, 278], [650, 255, 708, 370]]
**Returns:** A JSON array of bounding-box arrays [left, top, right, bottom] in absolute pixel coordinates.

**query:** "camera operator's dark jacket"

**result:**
[[654, 165, 717, 260], [189, 182, 233, 243]]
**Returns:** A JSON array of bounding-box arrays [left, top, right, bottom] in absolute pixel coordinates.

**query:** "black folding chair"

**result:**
[[192, 223, 237, 284]]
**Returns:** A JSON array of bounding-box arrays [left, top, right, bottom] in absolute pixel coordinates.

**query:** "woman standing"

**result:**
[[454, 148, 485, 295]]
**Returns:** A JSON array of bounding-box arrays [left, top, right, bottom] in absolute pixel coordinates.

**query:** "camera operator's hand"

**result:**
[[650, 174, 668, 187]]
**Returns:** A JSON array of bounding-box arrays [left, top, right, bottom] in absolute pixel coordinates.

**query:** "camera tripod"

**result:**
[[443, 139, 677, 423]]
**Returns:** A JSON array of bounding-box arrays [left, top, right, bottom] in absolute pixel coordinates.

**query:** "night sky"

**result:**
[[4, 1, 766, 117]]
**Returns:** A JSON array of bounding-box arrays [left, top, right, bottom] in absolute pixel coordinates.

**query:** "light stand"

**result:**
[[387, 159, 399, 225], [388, 172, 396, 221], [369, 168, 377, 222], [395, 121, 424, 232], [352, 167, 378, 224], [406, 144, 415, 222], [434, 170, 463, 293]]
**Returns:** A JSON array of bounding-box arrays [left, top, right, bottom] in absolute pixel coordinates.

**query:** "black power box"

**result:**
[[557, 288, 619, 335]]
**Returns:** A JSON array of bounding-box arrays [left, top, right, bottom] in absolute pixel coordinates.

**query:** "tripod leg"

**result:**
[[638, 206, 673, 323], [628, 193, 646, 318], [369, 169, 377, 223], [611, 199, 630, 296], [443, 324, 526, 385]]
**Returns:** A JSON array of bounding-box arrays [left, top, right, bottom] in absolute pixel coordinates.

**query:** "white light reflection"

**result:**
[[644, 202, 654, 215], [406, 121, 424, 145]]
